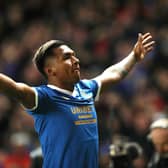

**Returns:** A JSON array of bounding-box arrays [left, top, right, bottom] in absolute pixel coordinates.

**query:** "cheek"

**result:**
[[64, 61, 72, 71], [60, 62, 72, 76], [65, 60, 72, 67]]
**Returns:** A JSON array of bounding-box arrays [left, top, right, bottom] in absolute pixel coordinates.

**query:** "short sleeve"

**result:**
[[82, 79, 101, 101], [26, 86, 48, 114]]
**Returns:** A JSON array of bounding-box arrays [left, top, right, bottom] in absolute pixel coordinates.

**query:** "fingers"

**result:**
[[144, 41, 155, 52], [142, 32, 151, 39], [134, 32, 155, 60], [140, 32, 155, 52], [138, 32, 154, 45], [142, 34, 153, 45], [146, 46, 154, 52]]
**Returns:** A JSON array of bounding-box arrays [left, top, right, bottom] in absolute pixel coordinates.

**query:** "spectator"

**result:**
[[147, 118, 168, 168]]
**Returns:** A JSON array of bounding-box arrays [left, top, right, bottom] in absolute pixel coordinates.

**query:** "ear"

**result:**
[[44, 67, 57, 77], [44, 56, 57, 77], [45, 67, 52, 76]]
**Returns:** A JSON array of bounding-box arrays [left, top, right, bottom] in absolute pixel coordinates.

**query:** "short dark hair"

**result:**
[[33, 40, 65, 77]]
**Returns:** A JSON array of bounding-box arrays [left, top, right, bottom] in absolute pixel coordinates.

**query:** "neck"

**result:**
[[48, 79, 75, 92]]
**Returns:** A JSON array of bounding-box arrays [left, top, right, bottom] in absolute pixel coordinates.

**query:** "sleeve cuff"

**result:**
[[93, 78, 102, 101]]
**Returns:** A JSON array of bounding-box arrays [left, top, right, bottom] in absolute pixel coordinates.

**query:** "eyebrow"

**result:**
[[63, 51, 75, 56]]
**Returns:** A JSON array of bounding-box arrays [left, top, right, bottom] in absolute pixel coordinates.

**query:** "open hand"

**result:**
[[133, 32, 155, 61]]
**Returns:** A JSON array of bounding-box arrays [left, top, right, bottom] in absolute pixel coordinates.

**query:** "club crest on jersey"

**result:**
[[80, 90, 92, 99]]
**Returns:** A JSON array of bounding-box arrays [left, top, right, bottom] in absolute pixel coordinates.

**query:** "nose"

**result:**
[[71, 56, 80, 64]]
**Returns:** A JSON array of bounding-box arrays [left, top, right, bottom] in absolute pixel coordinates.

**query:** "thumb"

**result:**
[[138, 33, 142, 43]]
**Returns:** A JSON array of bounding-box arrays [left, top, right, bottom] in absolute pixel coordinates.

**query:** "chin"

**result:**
[[74, 75, 80, 83], [75, 77, 80, 83]]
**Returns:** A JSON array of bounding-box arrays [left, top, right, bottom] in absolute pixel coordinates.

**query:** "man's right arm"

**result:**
[[0, 73, 36, 109]]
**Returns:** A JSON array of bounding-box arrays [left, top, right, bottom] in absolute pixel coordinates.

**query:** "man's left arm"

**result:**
[[94, 32, 155, 91]]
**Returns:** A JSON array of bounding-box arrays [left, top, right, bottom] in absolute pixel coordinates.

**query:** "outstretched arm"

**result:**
[[94, 32, 155, 91], [0, 73, 35, 109]]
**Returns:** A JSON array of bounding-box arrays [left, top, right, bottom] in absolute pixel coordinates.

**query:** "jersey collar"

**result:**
[[47, 84, 74, 96]]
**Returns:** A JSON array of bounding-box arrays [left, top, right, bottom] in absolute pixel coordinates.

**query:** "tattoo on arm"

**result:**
[[120, 69, 129, 78]]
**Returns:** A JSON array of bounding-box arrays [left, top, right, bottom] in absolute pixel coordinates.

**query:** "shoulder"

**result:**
[[76, 79, 101, 100], [25, 85, 51, 112], [33, 85, 52, 95], [78, 79, 100, 89], [32, 85, 52, 104]]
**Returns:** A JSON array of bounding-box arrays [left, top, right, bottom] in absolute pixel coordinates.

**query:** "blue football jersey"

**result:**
[[27, 79, 101, 168]]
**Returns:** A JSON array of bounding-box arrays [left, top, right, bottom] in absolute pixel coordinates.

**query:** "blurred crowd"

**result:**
[[0, 0, 168, 167]]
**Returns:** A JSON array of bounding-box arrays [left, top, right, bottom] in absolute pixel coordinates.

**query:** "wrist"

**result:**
[[131, 51, 139, 63]]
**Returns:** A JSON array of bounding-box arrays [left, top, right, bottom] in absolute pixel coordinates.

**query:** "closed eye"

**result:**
[[63, 52, 77, 60], [63, 53, 71, 60]]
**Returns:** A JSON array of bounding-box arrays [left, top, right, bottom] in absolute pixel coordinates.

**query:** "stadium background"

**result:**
[[0, 0, 168, 167]]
